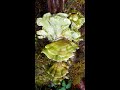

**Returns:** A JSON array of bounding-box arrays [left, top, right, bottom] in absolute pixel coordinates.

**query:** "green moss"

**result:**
[[69, 59, 85, 85]]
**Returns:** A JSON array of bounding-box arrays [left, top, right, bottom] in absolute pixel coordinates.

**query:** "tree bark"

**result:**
[[47, 0, 67, 14]]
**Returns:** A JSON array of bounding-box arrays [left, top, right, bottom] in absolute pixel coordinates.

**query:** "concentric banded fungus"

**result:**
[[36, 13, 71, 41], [35, 10, 85, 85], [47, 62, 69, 84], [68, 10, 85, 30], [42, 39, 79, 62], [36, 12, 84, 43]]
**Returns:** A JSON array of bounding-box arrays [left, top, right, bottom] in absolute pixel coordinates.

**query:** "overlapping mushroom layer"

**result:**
[[36, 12, 85, 42], [42, 39, 79, 62], [47, 62, 69, 84]]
